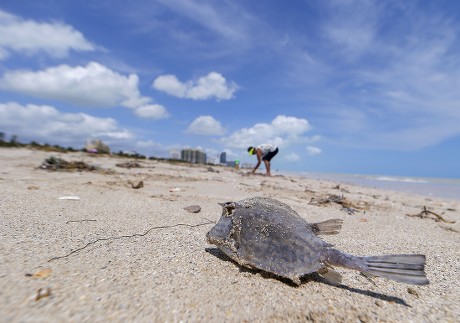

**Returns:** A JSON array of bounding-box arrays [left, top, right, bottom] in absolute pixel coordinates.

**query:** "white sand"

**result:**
[[1, 147, 459, 322]]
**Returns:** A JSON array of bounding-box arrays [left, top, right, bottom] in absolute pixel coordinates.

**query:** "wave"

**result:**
[[371, 176, 429, 184]]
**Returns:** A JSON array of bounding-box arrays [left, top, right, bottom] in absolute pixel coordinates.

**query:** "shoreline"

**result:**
[[290, 171, 460, 201], [1, 147, 459, 322]]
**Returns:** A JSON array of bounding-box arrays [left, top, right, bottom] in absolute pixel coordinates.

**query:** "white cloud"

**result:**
[[153, 72, 237, 100], [306, 3, 460, 150], [0, 47, 8, 60], [221, 115, 312, 148], [271, 115, 310, 135], [136, 140, 160, 148], [222, 148, 238, 159], [0, 10, 94, 59], [186, 115, 226, 135], [134, 104, 169, 119], [152, 75, 186, 97], [0, 102, 133, 147], [304, 135, 322, 144], [0, 62, 153, 109], [285, 153, 300, 161], [322, 0, 378, 60], [156, 0, 251, 42], [306, 146, 322, 155]]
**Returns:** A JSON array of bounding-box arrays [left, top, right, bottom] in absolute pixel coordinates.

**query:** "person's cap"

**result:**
[[247, 146, 255, 155]]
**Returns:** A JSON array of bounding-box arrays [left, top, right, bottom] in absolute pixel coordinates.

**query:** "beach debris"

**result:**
[[34, 288, 52, 301], [333, 184, 350, 193], [184, 205, 201, 213], [169, 187, 181, 192], [129, 180, 144, 189], [99, 169, 117, 175], [27, 185, 39, 190], [207, 167, 219, 173], [359, 272, 377, 286], [406, 206, 455, 224], [207, 197, 428, 286], [439, 225, 458, 233], [309, 194, 369, 211], [66, 219, 97, 224], [58, 196, 80, 200], [26, 268, 52, 279], [309, 194, 344, 206], [40, 156, 97, 171], [116, 161, 142, 168], [239, 182, 252, 187], [407, 287, 420, 298], [304, 187, 317, 194], [341, 207, 357, 215], [48, 220, 214, 262], [150, 194, 178, 201]]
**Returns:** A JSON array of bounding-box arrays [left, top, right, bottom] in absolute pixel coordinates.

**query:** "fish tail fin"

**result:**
[[363, 254, 429, 285], [323, 249, 429, 285]]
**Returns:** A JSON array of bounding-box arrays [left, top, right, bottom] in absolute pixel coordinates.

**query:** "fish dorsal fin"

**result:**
[[310, 219, 343, 236]]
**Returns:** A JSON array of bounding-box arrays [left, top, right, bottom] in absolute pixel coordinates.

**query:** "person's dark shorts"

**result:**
[[263, 148, 279, 162]]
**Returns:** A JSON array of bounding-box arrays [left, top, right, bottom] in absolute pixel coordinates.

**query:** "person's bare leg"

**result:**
[[264, 160, 271, 176]]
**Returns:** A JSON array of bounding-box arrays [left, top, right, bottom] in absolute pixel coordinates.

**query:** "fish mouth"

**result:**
[[206, 231, 215, 244], [206, 231, 224, 247]]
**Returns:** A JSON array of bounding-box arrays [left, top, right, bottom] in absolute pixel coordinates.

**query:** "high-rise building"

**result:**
[[170, 150, 180, 160], [220, 152, 227, 164], [181, 148, 207, 164]]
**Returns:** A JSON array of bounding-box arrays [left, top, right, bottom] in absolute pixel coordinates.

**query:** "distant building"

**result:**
[[181, 148, 207, 164], [170, 150, 180, 160], [220, 152, 227, 164]]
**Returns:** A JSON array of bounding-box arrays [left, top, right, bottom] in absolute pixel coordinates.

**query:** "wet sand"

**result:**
[[1, 147, 459, 322]]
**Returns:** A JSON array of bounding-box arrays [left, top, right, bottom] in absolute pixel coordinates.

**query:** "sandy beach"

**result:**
[[1, 147, 459, 322]]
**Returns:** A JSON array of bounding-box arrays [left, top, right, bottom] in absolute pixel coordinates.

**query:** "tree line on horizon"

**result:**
[[0, 132, 200, 166], [0, 131, 149, 160]]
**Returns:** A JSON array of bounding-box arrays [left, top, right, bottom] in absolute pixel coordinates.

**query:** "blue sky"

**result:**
[[0, 0, 459, 178]]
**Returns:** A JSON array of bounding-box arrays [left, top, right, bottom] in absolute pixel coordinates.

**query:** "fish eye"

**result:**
[[222, 202, 235, 217]]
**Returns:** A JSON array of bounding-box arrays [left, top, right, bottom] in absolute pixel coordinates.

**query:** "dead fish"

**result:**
[[206, 197, 429, 286]]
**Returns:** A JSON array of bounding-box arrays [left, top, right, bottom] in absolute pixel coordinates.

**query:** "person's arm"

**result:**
[[252, 149, 262, 173]]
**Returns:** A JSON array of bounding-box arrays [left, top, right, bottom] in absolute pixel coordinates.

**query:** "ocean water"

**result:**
[[290, 172, 460, 201]]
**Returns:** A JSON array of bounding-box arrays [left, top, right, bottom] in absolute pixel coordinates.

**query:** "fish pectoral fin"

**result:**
[[318, 267, 342, 285], [310, 219, 343, 236]]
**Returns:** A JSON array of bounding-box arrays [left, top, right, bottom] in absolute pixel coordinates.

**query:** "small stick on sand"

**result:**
[[48, 220, 215, 262], [406, 206, 456, 223]]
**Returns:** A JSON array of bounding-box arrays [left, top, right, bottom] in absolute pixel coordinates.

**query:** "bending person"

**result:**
[[247, 144, 279, 176]]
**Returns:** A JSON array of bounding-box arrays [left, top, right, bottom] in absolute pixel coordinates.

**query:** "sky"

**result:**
[[0, 0, 459, 178]]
